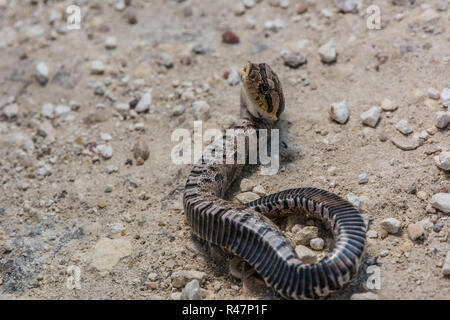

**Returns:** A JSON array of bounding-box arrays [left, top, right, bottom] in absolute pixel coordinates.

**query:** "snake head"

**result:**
[[240, 62, 285, 121]]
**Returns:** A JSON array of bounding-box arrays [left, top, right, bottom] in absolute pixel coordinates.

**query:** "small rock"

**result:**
[[380, 218, 401, 234], [55, 104, 70, 116], [135, 89, 152, 113], [106, 165, 118, 174], [234, 3, 246, 16], [236, 192, 259, 203], [293, 225, 319, 245], [222, 30, 239, 44], [41, 103, 54, 119], [227, 70, 241, 86], [35, 62, 49, 85], [407, 222, 424, 241], [100, 133, 112, 141], [221, 114, 236, 129], [171, 104, 185, 116], [351, 292, 378, 300], [358, 173, 368, 184], [181, 280, 202, 300], [427, 87, 440, 100], [244, 0, 255, 9], [192, 100, 210, 121], [434, 151, 450, 171], [294, 245, 317, 264], [96, 144, 113, 159], [264, 19, 284, 32], [297, 3, 308, 14], [90, 60, 105, 75], [396, 119, 413, 135], [417, 191, 428, 200], [329, 100, 349, 124], [361, 106, 381, 127], [441, 88, 450, 107], [443, 251, 450, 276], [132, 139, 150, 165], [309, 238, 324, 250], [2, 103, 19, 119], [171, 270, 207, 288], [280, 0, 290, 9], [435, 111, 448, 129], [282, 51, 307, 69], [116, 103, 130, 112], [380, 98, 397, 111], [240, 178, 255, 192], [391, 136, 420, 151], [104, 185, 113, 193], [155, 53, 174, 68], [430, 193, 450, 213], [367, 230, 378, 238], [318, 39, 337, 63], [170, 292, 182, 300], [346, 193, 361, 210], [105, 36, 117, 49], [37, 164, 52, 177]]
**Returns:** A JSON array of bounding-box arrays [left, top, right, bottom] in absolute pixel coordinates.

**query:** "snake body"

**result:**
[[183, 62, 366, 299]]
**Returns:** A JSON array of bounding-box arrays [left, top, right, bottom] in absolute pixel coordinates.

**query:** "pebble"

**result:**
[[297, 3, 308, 14], [294, 245, 317, 264], [181, 279, 202, 300], [434, 151, 450, 171], [417, 191, 428, 200], [236, 192, 259, 203], [116, 103, 130, 112], [221, 114, 236, 129], [135, 89, 152, 113], [37, 164, 52, 177], [358, 173, 368, 184], [227, 70, 241, 86], [380, 98, 397, 111], [391, 136, 420, 151], [132, 139, 150, 165], [104, 185, 113, 193], [264, 19, 284, 32], [2, 103, 19, 119], [35, 62, 49, 85], [280, 0, 290, 9], [55, 104, 70, 116], [105, 36, 117, 49], [41, 103, 54, 119], [281, 51, 307, 69], [155, 53, 174, 68], [240, 178, 255, 192], [318, 39, 337, 63], [309, 238, 324, 250], [90, 60, 105, 75], [222, 31, 239, 44], [106, 165, 118, 174], [100, 133, 112, 141], [407, 222, 424, 241], [93, 82, 105, 96], [171, 292, 182, 300], [92, 238, 132, 273], [171, 104, 185, 116], [37, 121, 56, 141], [380, 218, 401, 234], [292, 225, 319, 245], [443, 251, 450, 276], [346, 193, 361, 210], [96, 144, 113, 159], [427, 87, 440, 100], [234, 3, 246, 16], [329, 100, 349, 124], [171, 270, 207, 288], [361, 106, 381, 128], [192, 100, 210, 121], [367, 230, 378, 238], [350, 292, 378, 300], [441, 88, 450, 107], [434, 111, 448, 129], [396, 119, 413, 135], [430, 193, 450, 213], [244, 0, 255, 9]]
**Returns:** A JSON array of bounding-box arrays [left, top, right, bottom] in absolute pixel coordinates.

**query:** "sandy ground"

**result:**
[[0, 0, 449, 300]]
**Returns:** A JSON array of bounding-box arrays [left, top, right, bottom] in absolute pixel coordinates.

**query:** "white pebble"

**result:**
[[361, 106, 381, 128], [90, 60, 105, 75], [435, 111, 448, 129], [192, 100, 210, 121], [358, 173, 368, 184], [346, 193, 361, 210], [434, 151, 450, 171], [294, 245, 317, 264], [441, 88, 450, 107], [318, 39, 337, 63], [396, 119, 413, 135], [227, 70, 241, 86], [380, 98, 397, 111], [96, 144, 113, 159], [135, 89, 152, 113], [380, 218, 401, 234], [243, 0, 255, 9], [309, 238, 324, 250], [105, 36, 117, 49], [35, 62, 49, 85], [100, 133, 112, 141], [329, 100, 349, 124], [427, 87, 440, 100], [430, 193, 450, 213], [41, 103, 54, 119]]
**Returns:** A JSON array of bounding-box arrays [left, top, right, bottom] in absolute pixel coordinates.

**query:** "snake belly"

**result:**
[[183, 119, 366, 299]]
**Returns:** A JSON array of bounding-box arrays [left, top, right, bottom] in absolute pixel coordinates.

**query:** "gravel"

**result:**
[[294, 245, 317, 264], [35, 62, 49, 85], [105, 36, 117, 49], [96, 144, 113, 159], [361, 106, 381, 127], [358, 173, 368, 184], [135, 89, 152, 113], [227, 70, 241, 86], [434, 151, 450, 171], [380, 218, 401, 234], [396, 119, 413, 135], [430, 193, 450, 213], [282, 51, 307, 68], [181, 279, 202, 300], [329, 100, 349, 124], [90, 60, 105, 75], [292, 225, 319, 245], [309, 238, 324, 250], [318, 39, 337, 63]]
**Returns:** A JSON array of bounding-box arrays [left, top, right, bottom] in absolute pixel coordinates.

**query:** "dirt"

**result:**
[[0, 0, 449, 300]]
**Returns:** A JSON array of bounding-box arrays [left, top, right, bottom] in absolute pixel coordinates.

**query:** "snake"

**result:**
[[183, 62, 366, 299]]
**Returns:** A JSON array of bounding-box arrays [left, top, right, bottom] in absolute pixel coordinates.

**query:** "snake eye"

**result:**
[[259, 84, 269, 93]]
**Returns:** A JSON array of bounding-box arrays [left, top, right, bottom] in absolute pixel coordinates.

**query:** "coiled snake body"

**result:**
[[183, 62, 366, 299]]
